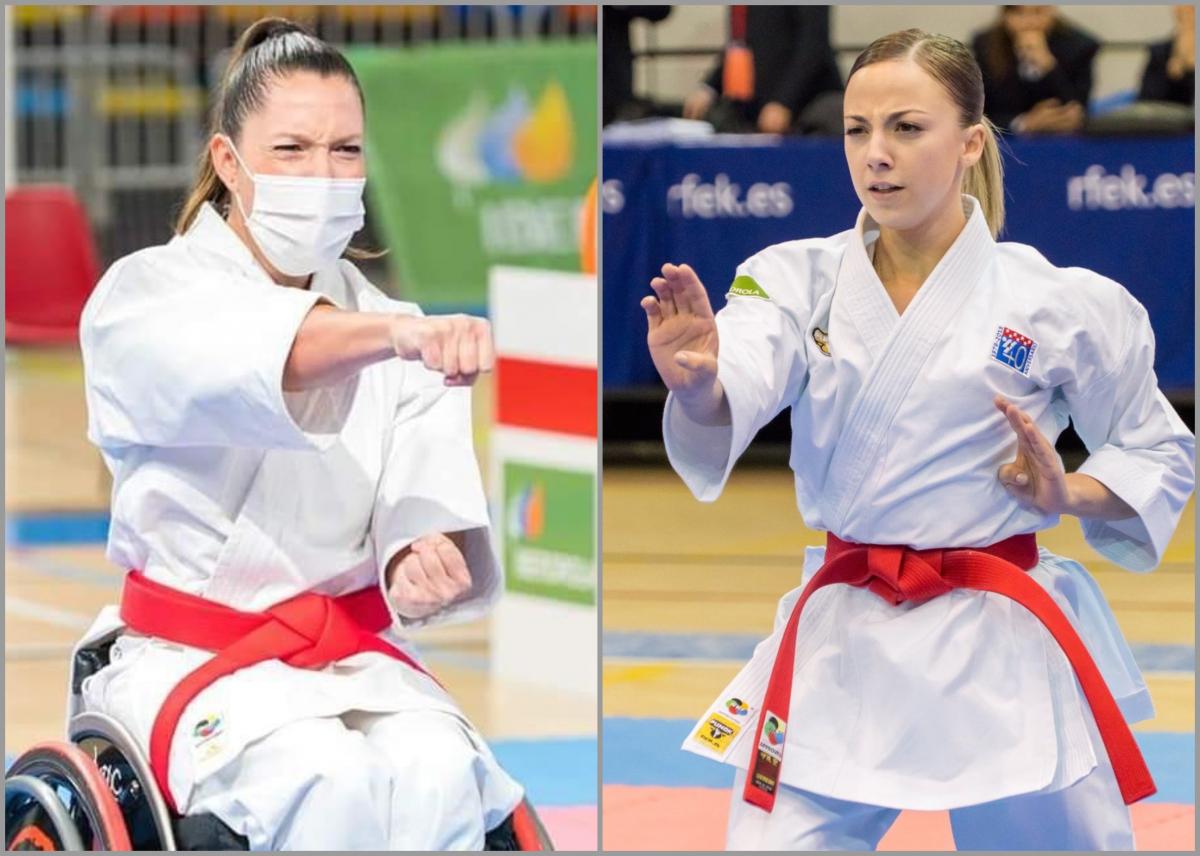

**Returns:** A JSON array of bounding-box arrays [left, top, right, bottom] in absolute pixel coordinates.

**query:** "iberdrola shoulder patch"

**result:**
[[727, 274, 771, 301]]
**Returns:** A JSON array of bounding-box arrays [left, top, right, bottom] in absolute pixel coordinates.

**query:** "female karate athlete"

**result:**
[[643, 29, 1194, 851], [73, 18, 523, 850]]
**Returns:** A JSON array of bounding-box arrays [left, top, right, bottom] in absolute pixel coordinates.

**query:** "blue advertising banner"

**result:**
[[603, 136, 1194, 393]]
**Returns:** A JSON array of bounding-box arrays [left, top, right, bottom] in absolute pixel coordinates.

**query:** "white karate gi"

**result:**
[[668, 196, 1194, 850], [71, 202, 524, 850]]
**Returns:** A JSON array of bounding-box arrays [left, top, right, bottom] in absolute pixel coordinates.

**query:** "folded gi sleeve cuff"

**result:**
[[1076, 446, 1170, 572], [663, 392, 734, 501]]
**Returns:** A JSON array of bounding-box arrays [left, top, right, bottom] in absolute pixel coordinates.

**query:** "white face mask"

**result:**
[[224, 135, 366, 276]]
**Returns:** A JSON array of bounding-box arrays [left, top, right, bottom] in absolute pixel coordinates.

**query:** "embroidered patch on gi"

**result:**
[[192, 714, 223, 742], [724, 696, 751, 719], [812, 327, 831, 356], [726, 274, 771, 301], [692, 712, 741, 753], [990, 326, 1038, 376], [757, 711, 787, 762], [191, 713, 227, 766]]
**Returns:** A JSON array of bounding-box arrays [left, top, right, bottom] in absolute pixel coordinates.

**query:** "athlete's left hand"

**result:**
[[994, 394, 1071, 515], [387, 532, 472, 619]]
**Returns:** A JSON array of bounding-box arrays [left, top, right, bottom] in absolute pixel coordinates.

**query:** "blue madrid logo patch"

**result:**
[[991, 326, 1037, 376]]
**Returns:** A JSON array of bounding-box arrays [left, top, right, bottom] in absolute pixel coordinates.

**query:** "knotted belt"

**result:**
[[743, 533, 1155, 812], [119, 570, 439, 814]]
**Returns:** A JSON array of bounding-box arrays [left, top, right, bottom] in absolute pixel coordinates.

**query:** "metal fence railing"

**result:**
[[12, 4, 597, 266]]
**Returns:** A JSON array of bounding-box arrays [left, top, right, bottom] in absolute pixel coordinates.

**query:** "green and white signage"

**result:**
[[502, 460, 595, 606], [348, 41, 598, 307]]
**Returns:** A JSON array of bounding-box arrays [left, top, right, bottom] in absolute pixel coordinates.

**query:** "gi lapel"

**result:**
[[835, 212, 897, 362], [200, 449, 293, 607], [200, 268, 353, 607], [824, 197, 996, 532]]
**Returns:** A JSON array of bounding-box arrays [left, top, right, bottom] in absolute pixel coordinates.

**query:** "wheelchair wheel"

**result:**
[[511, 799, 554, 851], [5, 743, 131, 851], [484, 798, 554, 851], [68, 713, 176, 851], [6, 774, 84, 851]]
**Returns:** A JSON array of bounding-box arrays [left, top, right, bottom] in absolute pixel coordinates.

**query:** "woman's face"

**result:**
[[1003, 5, 1056, 37], [213, 70, 365, 216], [843, 58, 983, 236]]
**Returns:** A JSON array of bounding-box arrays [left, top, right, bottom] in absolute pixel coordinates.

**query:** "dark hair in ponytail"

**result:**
[[175, 17, 377, 262]]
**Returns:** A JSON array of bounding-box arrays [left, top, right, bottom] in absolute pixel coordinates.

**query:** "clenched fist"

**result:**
[[387, 532, 473, 619], [390, 313, 494, 387]]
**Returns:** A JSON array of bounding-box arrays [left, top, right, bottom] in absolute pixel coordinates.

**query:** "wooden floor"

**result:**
[[602, 465, 1194, 721]]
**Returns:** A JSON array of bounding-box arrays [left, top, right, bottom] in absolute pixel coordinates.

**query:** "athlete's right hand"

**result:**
[[642, 263, 726, 422], [390, 313, 494, 387]]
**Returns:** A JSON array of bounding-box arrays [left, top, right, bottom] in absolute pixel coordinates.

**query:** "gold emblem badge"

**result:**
[[812, 327, 831, 356]]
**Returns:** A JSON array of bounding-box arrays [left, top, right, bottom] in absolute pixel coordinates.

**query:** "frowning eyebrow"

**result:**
[[843, 109, 930, 124], [270, 132, 364, 145]]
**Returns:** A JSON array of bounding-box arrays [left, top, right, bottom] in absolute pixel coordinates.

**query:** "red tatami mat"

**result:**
[[602, 785, 1195, 851]]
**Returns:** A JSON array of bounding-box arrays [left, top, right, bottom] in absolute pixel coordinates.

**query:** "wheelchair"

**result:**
[[5, 631, 555, 851]]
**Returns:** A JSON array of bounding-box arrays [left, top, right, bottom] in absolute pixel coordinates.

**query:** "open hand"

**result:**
[[643, 263, 720, 395], [387, 533, 472, 619], [390, 314, 494, 387], [995, 394, 1070, 514]]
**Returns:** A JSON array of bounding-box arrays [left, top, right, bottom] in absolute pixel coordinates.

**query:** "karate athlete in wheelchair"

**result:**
[[4, 17, 553, 852]]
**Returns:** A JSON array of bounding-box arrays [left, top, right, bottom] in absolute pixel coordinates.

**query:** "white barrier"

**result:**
[[488, 266, 597, 698]]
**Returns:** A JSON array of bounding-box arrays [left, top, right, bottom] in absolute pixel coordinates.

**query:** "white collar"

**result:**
[[183, 202, 278, 284], [839, 194, 996, 359], [181, 202, 350, 307]]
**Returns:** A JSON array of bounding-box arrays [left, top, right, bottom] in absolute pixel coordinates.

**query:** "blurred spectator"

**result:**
[[972, 5, 1098, 134], [681, 5, 843, 135], [1138, 4, 1195, 106], [603, 5, 673, 125]]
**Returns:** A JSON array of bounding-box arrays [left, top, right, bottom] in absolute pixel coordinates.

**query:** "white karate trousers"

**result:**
[[187, 708, 525, 850], [725, 711, 1135, 851]]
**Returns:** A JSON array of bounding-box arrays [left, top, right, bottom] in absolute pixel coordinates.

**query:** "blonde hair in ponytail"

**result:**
[[962, 116, 1005, 238], [848, 29, 1006, 237], [174, 17, 384, 260]]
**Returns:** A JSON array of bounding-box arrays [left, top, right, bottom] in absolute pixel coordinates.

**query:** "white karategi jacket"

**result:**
[[671, 196, 1194, 810], [72, 202, 517, 819]]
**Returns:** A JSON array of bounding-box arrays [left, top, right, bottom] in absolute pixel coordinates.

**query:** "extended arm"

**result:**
[[284, 303, 493, 391]]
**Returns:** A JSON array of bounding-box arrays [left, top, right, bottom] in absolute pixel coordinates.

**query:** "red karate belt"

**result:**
[[743, 533, 1155, 812], [119, 570, 440, 814]]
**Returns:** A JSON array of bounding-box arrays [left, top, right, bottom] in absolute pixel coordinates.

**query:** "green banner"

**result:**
[[347, 41, 597, 307], [502, 460, 595, 606]]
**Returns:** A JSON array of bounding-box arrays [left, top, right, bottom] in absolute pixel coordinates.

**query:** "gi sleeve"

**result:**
[[664, 253, 810, 501], [1066, 297, 1195, 572], [80, 250, 353, 451], [370, 333, 500, 629]]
